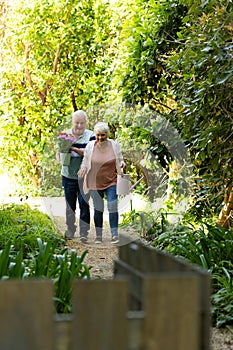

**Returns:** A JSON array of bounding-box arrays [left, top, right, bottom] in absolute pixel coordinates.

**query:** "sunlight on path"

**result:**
[[1, 192, 147, 223]]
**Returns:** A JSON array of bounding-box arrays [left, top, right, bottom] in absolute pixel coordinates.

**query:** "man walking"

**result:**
[[56, 110, 95, 242]]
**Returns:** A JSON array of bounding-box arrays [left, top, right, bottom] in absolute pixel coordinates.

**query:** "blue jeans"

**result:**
[[62, 176, 90, 237], [90, 185, 118, 237]]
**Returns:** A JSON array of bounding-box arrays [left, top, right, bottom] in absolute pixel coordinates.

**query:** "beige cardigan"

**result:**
[[80, 139, 124, 194]]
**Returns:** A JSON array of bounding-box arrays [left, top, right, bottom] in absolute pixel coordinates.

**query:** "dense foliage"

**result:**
[[112, 0, 232, 215], [168, 0, 233, 212], [0, 0, 115, 191]]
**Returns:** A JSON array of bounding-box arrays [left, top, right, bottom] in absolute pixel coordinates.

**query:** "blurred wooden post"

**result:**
[[0, 280, 55, 350], [72, 279, 129, 350], [143, 274, 199, 350], [114, 236, 211, 350]]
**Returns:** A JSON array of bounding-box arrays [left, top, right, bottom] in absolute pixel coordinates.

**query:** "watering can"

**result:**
[[117, 173, 144, 195]]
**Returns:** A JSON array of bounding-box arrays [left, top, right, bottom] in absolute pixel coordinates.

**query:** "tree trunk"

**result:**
[[218, 186, 233, 228]]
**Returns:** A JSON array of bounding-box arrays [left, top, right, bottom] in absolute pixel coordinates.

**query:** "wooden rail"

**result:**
[[114, 236, 211, 350], [0, 236, 210, 350]]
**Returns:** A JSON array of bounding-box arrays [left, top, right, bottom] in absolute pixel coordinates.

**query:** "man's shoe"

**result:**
[[64, 230, 75, 240], [111, 236, 119, 244]]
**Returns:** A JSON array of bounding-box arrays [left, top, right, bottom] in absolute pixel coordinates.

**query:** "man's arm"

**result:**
[[70, 147, 84, 156], [56, 150, 60, 162]]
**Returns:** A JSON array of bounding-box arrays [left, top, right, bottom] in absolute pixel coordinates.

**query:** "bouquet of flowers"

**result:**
[[57, 132, 76, 166], [57, 132, 76, 153]]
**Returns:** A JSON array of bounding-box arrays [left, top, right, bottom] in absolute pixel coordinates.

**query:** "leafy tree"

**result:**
[[109, 0, 232, 219], [110, 0, 187, 111], [167, 0, 233, 216], [0, 0, 114, 191], [106, 0, 193, 206]]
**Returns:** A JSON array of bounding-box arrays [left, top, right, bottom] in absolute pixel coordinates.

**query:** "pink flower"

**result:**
[[57, 133, 76, 153]]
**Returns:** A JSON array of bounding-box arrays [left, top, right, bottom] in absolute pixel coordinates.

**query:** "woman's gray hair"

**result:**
[[94, 122, 109, 133]]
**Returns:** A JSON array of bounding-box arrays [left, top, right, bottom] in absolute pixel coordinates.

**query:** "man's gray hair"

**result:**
[[94, 122, 109, 133], [72, 110, 87, 120]]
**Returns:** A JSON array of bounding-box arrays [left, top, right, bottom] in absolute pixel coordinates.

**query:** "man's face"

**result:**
[[72, 115, 86, 136]]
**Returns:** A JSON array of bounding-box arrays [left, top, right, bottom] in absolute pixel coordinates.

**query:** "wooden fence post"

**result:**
[[114, 237, 211, 350], [143, 274, 200, 350], [72, 279, 129, 350], [0, 280, 55, 350]]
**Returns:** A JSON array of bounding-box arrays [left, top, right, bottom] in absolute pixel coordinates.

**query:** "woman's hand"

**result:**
[[120, 161, 126, 176], [120, 161, 126, 169], [78, 167, 86, 178]]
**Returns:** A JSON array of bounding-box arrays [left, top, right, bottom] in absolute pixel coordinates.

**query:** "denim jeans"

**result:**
[[90, 185, 118, 237], [62, 176, 90, 237]]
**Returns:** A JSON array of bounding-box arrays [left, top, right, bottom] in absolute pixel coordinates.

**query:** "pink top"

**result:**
[[87, 142, 117, 190]]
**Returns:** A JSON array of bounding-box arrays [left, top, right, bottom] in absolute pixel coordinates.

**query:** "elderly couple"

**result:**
[[56, 110, 125, 244]]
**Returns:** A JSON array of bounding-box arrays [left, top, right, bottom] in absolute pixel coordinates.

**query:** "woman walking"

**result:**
[[78, 122, 125, 244]]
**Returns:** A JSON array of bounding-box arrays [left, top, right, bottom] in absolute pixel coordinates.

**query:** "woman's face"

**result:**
[[95, 130, 108, 143]]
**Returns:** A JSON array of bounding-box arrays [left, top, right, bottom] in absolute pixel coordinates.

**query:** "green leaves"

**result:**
[[155, 220, 233, 327], [114, 0, 187, 106], [212, 266, 233, 327], [0, 0, 115, 190], [54, 249, 90, 313], [0, 242, 12, 279], [166, 1, 233, 212]]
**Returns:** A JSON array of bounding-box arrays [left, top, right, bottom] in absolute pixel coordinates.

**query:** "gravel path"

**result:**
[[53, 215, 138, 279]]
